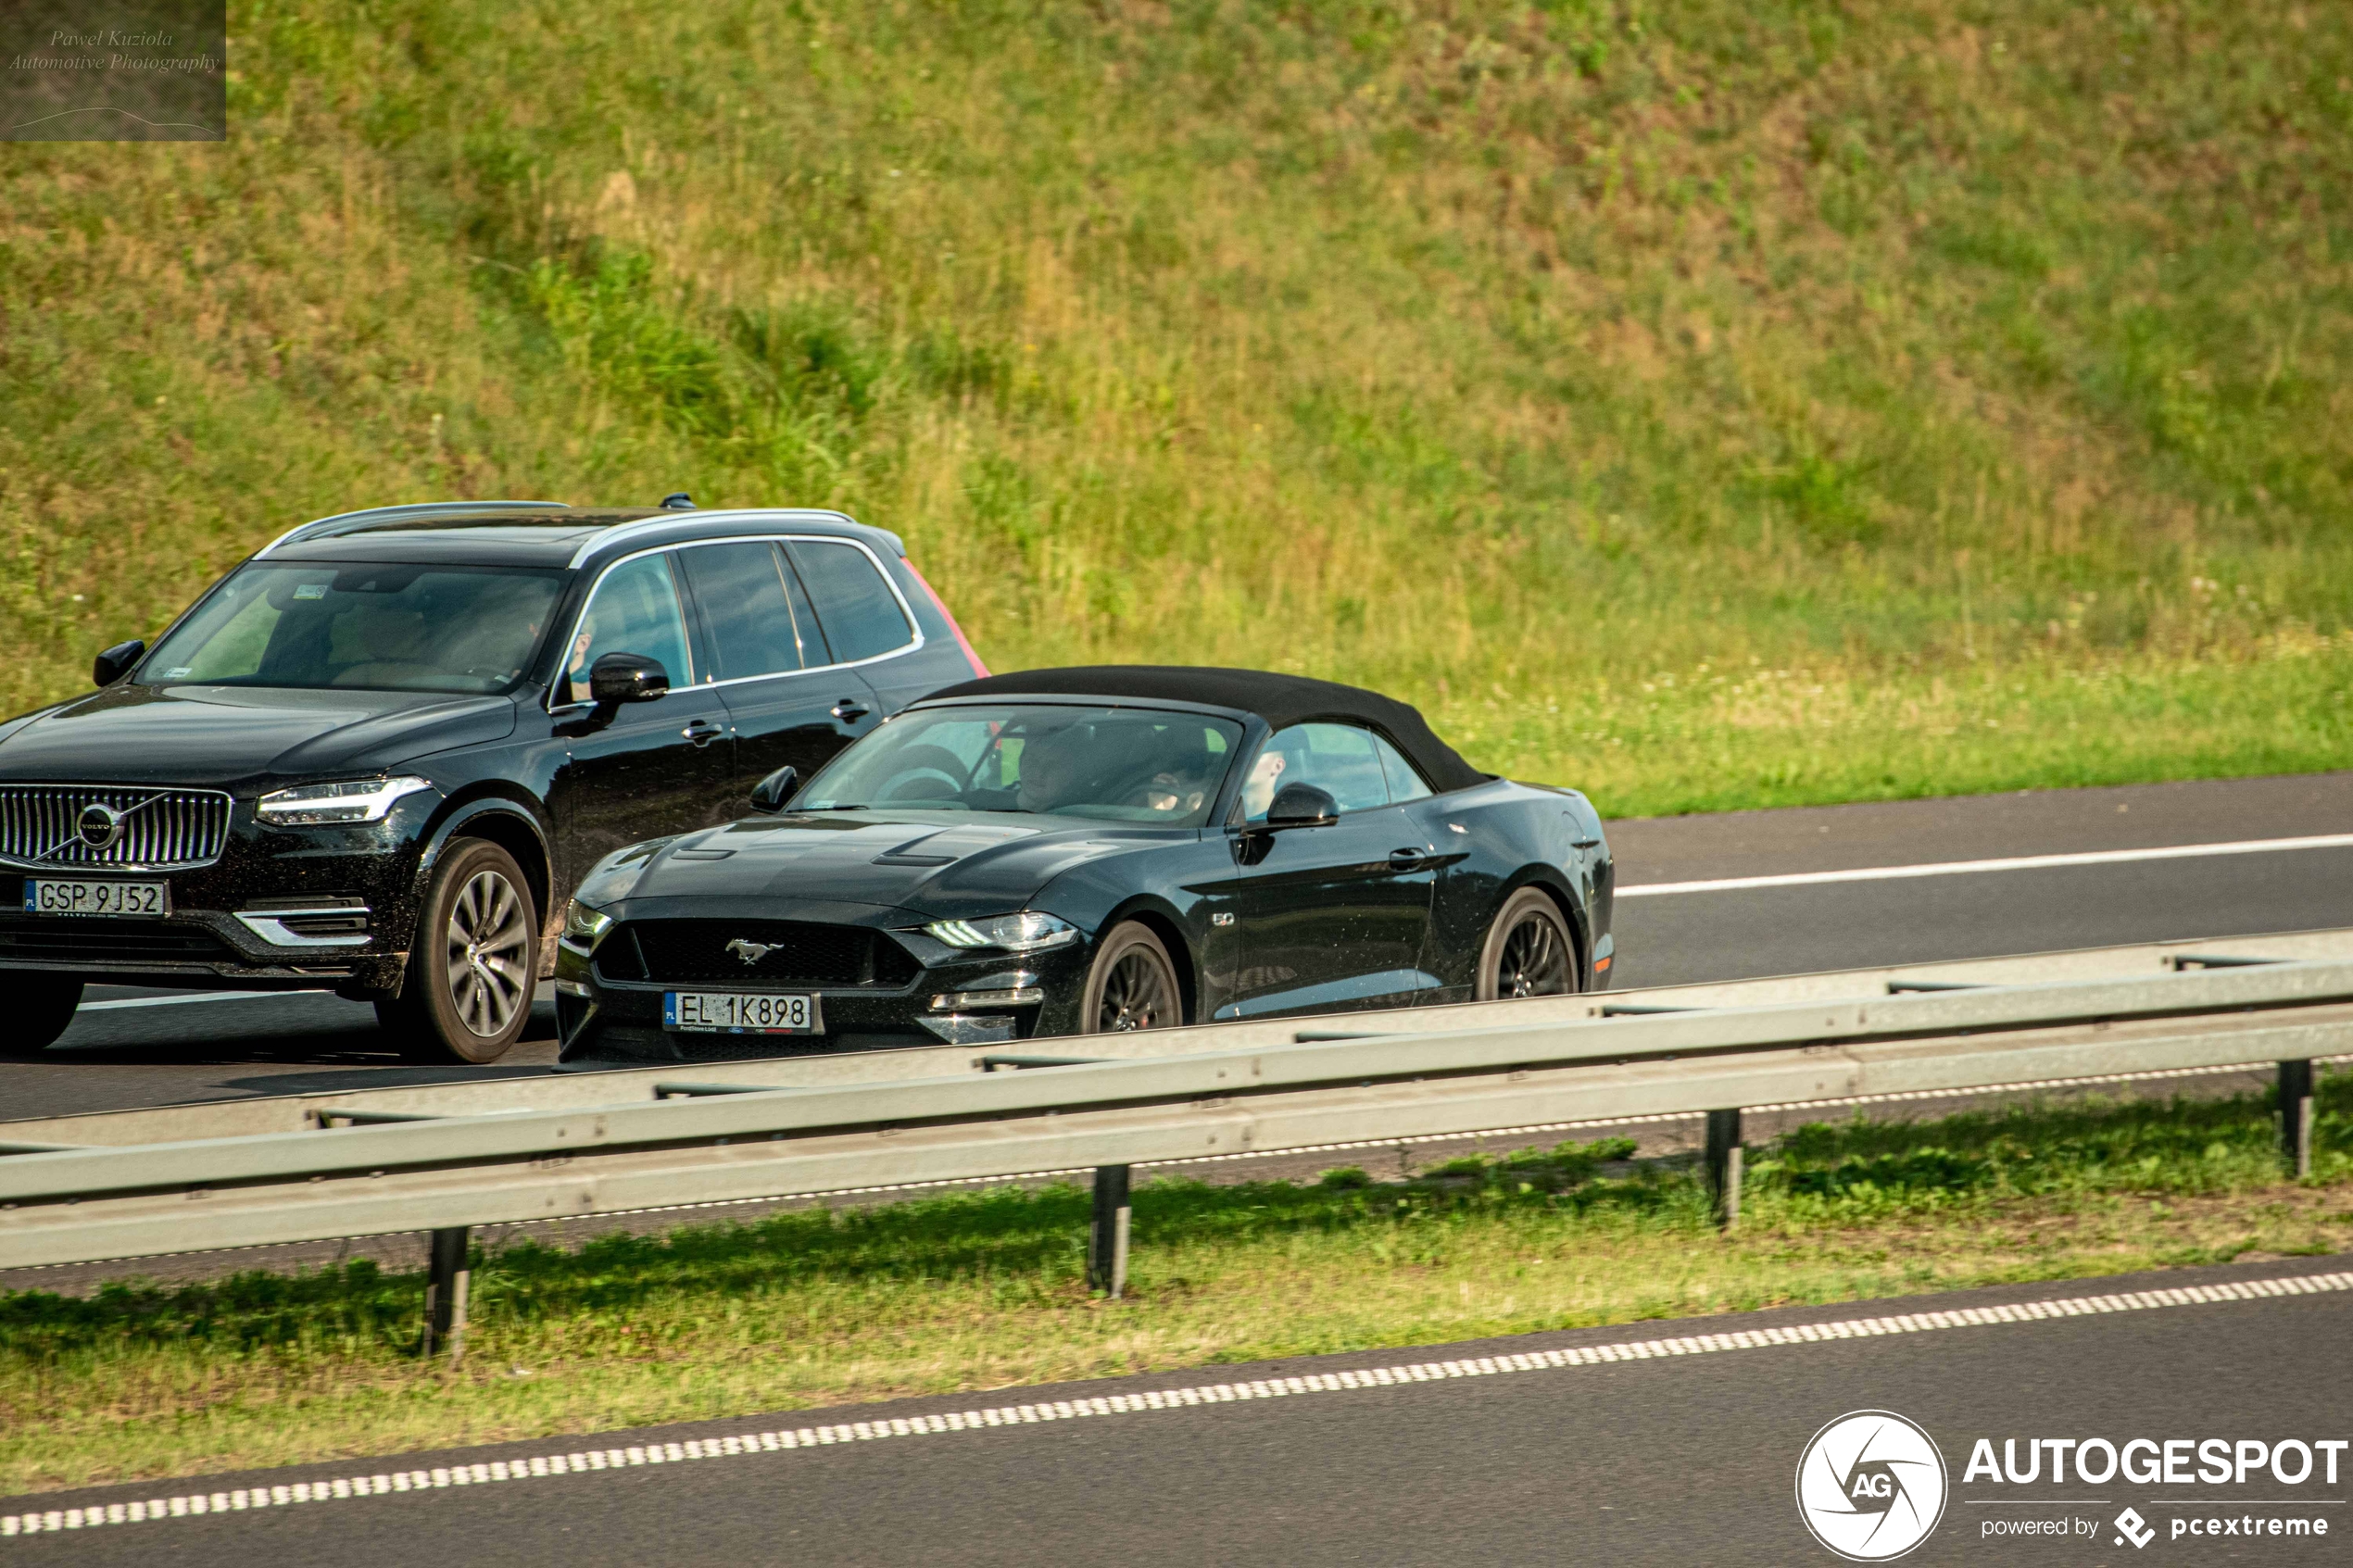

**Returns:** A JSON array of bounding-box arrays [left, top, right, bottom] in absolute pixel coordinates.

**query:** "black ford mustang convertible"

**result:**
[[554, 667, 1614, 1061]]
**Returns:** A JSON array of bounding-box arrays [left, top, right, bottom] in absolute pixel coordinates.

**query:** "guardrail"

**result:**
[[16, 929, 2347, 1152], [3, 960, 2347, 1360]]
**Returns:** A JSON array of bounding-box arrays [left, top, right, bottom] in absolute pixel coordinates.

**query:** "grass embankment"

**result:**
[[4, 1075, 2349, 1495], [4, 2, 2352, 813]]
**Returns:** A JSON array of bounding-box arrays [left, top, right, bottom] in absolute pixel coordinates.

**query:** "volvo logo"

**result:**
[[76, 803, 126, 849], [725, 938, 780, 966]]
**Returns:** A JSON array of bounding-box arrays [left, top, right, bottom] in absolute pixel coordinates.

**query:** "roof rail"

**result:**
[[565, 508, 861, 569], [253, 501, 571, 558]]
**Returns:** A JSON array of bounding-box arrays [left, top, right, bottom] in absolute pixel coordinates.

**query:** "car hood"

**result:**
[[596, 809, 1174, 922], [0, 684, 518, 790]]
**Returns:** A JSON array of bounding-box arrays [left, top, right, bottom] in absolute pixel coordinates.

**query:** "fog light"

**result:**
[[929, 986, 1044, 1011]]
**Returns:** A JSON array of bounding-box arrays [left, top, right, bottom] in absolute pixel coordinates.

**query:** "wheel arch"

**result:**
[[422, 796, 553, 932], [1486, 867, 1591, 990], [1096, 897, 1199, 1027]]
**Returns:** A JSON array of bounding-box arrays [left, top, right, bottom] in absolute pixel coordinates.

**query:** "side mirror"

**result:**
[[1265, 782, 1340, 829], [93, 640, 145, 687], [748, 765, 799, 814], [588, 651, 670, 708]]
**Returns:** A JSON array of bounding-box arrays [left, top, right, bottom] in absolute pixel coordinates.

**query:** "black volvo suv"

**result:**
[[0, 499, 986, 1061]]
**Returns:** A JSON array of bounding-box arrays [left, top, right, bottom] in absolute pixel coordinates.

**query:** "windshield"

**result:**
[[800, 704, 1243, 826], [142, 562, 567, 695]]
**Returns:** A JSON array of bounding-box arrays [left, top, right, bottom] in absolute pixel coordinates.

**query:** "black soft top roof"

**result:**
[[924, 665, 1489, 793]]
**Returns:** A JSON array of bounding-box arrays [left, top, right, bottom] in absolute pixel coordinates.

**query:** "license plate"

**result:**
[[22, 878, 170, 917], [663, 991, 823, 1035]]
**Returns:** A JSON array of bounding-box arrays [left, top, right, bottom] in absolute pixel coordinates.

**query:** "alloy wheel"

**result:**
[[1096, 948, 1176, 1032], [1495, 909, 1570, 998], [442, 869, 531, 1038]]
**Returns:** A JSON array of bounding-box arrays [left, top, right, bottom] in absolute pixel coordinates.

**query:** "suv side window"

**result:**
[[1370, 733, 1433, 804], [1241, 721, 1394, 821], [677, 541, 821, 680], [561, 553, 694, 703], [786, 539, 914, 664]]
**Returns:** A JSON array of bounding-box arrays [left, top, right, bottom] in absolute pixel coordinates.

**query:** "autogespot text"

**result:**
[[1967, 1436, 2343, 1548]]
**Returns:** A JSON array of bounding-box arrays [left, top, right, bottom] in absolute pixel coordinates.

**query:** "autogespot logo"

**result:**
[[1797, 1411, 1951, 1562]]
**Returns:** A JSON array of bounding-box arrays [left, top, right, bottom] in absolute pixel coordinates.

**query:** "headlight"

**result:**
[[924, 911, 1079, 953], [258, 776, 435, 825], [573, 838, 671, 909], [561, 899, 614, 954]]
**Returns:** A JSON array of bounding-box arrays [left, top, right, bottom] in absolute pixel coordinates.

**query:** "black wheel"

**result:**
[[1080, 922, 1183, 1034], [376, 839, 539, 1063], [1474, 887, 1577, 1001], [2, 977, 84, 1057]]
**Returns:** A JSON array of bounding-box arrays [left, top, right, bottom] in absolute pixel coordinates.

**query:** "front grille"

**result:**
[[619, 920, 921, 988], [0, 784, 233, 871], [0, 920, 233, 965]]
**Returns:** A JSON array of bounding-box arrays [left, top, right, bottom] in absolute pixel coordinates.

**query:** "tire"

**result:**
[[1474, 887, 1579, 1001], [375, 839, 539, 1063], [3, 977, 84, 1057], [1079, 922, 1183, 1035]]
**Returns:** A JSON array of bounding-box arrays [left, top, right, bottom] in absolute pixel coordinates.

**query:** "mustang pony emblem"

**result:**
[[725, 938, 780, 966]]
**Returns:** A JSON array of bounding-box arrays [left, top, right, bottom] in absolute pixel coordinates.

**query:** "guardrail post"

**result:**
[[1705, 1109, 1743, 1231], [422, 1226, 471, 1362], [2280, 1060, 2316, 1179], [1088, 1165, 1131, 1298]]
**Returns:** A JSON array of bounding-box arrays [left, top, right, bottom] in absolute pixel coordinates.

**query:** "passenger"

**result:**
[[1239, 746, 1288, 821], [1139, 734, 1217, 818], [1142, 770, 1208, 817]]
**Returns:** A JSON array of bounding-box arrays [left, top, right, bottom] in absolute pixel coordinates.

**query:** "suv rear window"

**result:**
[[786, 540, 913, 664], [677, 541, 823, 680]]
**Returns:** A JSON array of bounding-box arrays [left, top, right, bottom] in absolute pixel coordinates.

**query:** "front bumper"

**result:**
[[557, 920, 1096, 1062], [0, 802, 431, 995]]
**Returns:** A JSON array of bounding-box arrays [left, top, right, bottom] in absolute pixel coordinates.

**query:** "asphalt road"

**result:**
[[7, 770, 2349, 1121], [13, 1254, 2349, 1566]]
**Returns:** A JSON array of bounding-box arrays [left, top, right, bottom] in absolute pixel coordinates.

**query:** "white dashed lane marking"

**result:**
[[1615, 832, 2353, 897], [8, 1268, 2349, 1537]]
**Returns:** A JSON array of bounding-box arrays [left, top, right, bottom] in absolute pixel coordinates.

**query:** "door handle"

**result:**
[[1388, 847, 1429, 871], [1570, 836, 1601, 850], [681, 719, 724, 748], [831, 697, 872, 722]]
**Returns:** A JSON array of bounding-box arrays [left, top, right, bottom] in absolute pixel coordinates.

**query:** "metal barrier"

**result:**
[[3, 960, 2347, 1359]]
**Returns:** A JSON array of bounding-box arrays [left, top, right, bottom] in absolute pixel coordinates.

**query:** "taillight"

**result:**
[[903, 558, 989, 677]]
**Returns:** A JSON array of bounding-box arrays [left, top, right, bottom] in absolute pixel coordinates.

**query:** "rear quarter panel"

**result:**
[[1417, 780, 1609, 994]]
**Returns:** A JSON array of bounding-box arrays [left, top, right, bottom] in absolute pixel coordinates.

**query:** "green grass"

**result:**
[[3, 0, 2352, 813], [5, 1074, 2349, 1495]]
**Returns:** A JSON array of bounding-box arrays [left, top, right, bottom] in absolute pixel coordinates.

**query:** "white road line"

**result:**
[[80, 991, 323, 1012], [1616, 833, 2353, 897], [8, 1267, 2348, 1537]]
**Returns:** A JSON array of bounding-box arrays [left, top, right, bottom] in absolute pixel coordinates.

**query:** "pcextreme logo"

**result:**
[[1796, 1410, 1951, 1562]]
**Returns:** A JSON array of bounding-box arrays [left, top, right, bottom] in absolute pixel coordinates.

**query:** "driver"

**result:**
[[1015, 723, 1091, 814], [564, 614, 598, 703]]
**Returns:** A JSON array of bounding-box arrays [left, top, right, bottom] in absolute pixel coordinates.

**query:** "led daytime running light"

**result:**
[[923, 911, 1078, 953], [257, 776, 434, 825], [561, 899, 614, 954]]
